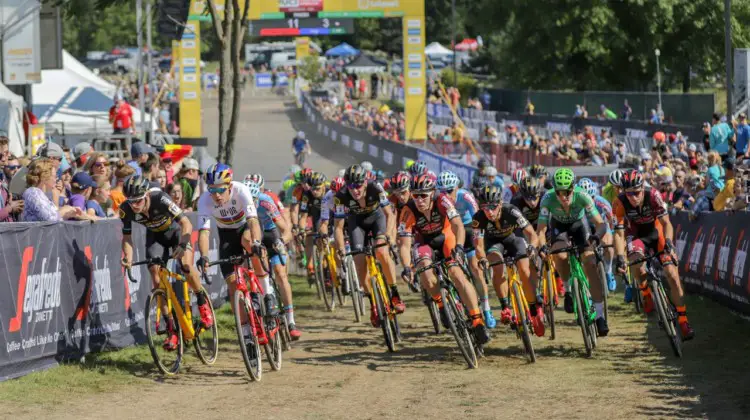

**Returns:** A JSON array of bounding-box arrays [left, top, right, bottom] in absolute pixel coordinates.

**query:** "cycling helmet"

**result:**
[[297, 131, 305, 139], [477, 158, 490, 170], [404, 159, 415, 170], [300, 168, 314, 185], [374, 169, 385, 183], [528, 164, 547, 178], [289, 164, 301, 174], [244, 173, 264, 189], [294, 170, 304, 183], [519, 176, 542, 197], [309, 171, 327, 187], [471, 176, 489, 195], [483, 166, 498, 177], [621, 169, 645, 190], [205, 163, 233, 185], [382, 179, 391, 191], [360, 161, 373, 172], [409, 160, 428, 176], [437, 171, 460, 191], [552, 168, 576, 191], [123, 175, 151, 199], [608, 169, 624, 187], [478, 185, 504, 204], [344, 164, 367, 184], [577, 178, 598, 197], [244, 180, 261, 198], [338, 169, 346, 177], [330, 176, 345, 193], [411, 173, 436, 192], [390, 171, 411, 192], [511, 168, 528, 185]]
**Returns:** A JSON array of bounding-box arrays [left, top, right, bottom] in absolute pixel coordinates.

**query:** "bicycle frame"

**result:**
[[539, 257, 558, 305], [154, 266, 198, 341], [505, 262, 531, 327], [567, 252, 596, 324]]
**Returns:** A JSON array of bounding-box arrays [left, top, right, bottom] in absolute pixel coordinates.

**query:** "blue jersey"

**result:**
[[588, 194, 613, 229], [454, 188, 479, 225], [292, 137, 308, 153], [256, 192, 282, 231]]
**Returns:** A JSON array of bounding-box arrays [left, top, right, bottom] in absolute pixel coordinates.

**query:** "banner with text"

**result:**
[[416, 148, 477, 187]]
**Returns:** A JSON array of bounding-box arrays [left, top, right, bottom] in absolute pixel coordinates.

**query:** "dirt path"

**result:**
[[7, 273, 750, 419]]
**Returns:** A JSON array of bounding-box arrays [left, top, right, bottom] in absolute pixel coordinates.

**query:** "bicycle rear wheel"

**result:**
[[543, 262, 556, 340], [347, 257, 362, 323], [320, 262, 335, 311], [572, 277, 594, 357], [145, 289, 183, 375], [312, 245, 322, 299], [652, 280, 683, 358], [264, 317, 283, 371], [423, 289, 441, 334], [193, 291, 219, 365], [233, 290, 262, 381], [511, 282, 536, 363], [441, 286, 478, 369], [596, 259, 609, 321], [280, 316, 292, 351], [371, 276, 396, 352]]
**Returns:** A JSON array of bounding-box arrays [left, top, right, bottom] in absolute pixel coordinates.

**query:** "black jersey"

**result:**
[[510, 194, 540, 227], [333, 182, 390, 218], [119, 190, 184, 235], [299, 189, 324, 221], [471, 203, 529, 241]]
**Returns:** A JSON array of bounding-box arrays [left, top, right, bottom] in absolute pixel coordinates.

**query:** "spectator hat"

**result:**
[[688, 144, 697, 152], [740, 112, 747, 119], [130, 141, 153, 158], [36, 141, 64, 159], [71, 172, 97, 190], [653, 131, 666, 143], [73, 142, 93, 160], [182, 158, 200, 171]]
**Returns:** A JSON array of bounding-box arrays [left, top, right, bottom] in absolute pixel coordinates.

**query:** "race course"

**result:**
[[3, 96, 750, 419]]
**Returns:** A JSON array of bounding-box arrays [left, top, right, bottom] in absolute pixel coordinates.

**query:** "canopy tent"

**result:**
[[455, 38, 479, 51], [324, 42, 359, 57], [425, 42, 454, 57], [32, 50, 154, 134], [343, 54, 387, 74], [0, 83, 25, 156]]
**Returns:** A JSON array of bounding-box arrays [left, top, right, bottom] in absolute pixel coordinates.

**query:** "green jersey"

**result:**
[[282, 179, 298, 206], [538, 186, 599, 225]]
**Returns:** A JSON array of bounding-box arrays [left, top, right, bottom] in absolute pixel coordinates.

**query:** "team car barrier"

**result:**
[[0, 214, 227, 381]]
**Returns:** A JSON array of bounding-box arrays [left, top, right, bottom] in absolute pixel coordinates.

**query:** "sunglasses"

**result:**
[[128, 196, 146, 204], [442, 188, 456, 195], [556, 189, 573, 197], [208, 186, 229, 194], [523, 194, 540, 200], [481, 203, 500, 210], [94, 161, 109, 167], [162, 158, 173, 163], [347, 182, 365, 189], [412, 192, 432, 199], [4, 165, 20, 170], [625, 190, 643, 197]]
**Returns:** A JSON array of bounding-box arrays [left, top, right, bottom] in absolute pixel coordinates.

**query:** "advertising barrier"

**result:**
[[0, 214, 226, 381], [416, 149, 477, 187], [301, 98, 418, 174], [255, 72, 289, 88]]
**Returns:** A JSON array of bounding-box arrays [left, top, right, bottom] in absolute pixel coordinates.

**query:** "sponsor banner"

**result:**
[[416, 149, 476, 187], [255, 72, 289, 88], [672, 211, 750, 314], [0, 215, 227, 381]]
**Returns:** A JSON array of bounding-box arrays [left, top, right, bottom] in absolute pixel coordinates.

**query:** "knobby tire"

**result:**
[[145, 289, 183, 375]]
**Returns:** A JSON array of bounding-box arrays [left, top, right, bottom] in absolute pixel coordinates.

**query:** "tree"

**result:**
[[298, 56, 325, 89]]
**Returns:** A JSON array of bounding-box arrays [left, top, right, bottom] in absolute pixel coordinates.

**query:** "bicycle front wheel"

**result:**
[[511, 282, 536, 363], [264, 317, 283, 371], [320, 261, 335, 311], [441, 287, 478, 369], [312, 245, 323, 300], [572, 277, 594, 357], [596, 259, 609, 321], [543, 262, 557, 340], [233, 290, 262, 381], [652, 280, 683, 358], [371, 276, 396, 352], [145, 289, 183, 375], [193, 292, 219, 365], [347, 257, 362, 323], [423, 289, 441, 334]]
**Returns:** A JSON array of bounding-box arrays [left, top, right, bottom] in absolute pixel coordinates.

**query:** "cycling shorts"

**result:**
[[414, 233, 457, 263], [486, 234, 528, 262], [548, 219, 590, 249], [218, 224, 247, 278], [627, 221, 674, 266], [463, 225, 476, 258], [262, 229, 288, 267], [347, 209, 387, 252], [146, 222, 181, 262]]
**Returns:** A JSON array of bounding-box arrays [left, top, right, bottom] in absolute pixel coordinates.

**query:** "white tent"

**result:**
[[0, 83, 25, 156], [32, 50, 154, 134], [425, 42, 454, 57]]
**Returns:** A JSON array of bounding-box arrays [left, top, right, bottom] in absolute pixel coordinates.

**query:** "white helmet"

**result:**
[[297, 131, 305, 140], [361, 161, 373, 172], [484, 166, 498, 177], [437, 171, 460, 191], [338, 169, 346, 177], [609, 169, 624, 187]]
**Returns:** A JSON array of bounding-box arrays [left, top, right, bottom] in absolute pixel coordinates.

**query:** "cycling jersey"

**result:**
[[264, 189, 285, 211], [602, 182, 617, 204], [510, 194, 541, 227], [119, 189, 184, 234], [299, 190, 323, 220], [589, 194, 614, 230], [471, 204, 529, 242], [502, 184, 518, 203], [399, 193, 460, 261], [612, 187, 668, 235], [197, 181, 258, 231], [292, 137, 308, 154], [256, 192, 284, 231], [538, 187, 599, 226], [320, 190, 335, 222], [454, 188, 479, 225], [333, 182, 390, 218]]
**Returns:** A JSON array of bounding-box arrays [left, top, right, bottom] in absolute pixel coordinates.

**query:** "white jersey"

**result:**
[[320, 190, 335, 221], [197, 181, 258, 230]]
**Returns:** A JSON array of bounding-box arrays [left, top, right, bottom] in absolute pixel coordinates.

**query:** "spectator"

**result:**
[[713, 158, 736, 212], [22, 158, 85, 222], [140, 153, 162, 188], [166, 182, 186, 209], [705, 151, 725, 199], [176, 157, 201, 207], [73, 142, 94, 172], [91, 174, 114, 217], [161, 152, 175, 184], [128, 141, 153, 175], [614, 142, 628, 164], [69, 172, 105, 218], [156, 169, 167, 189], [480, 90, 491, 110], [649, 109, 662, 124], [525, 98, 535, 115], [109, 93, 134, 135], [574, 104, 584, 118], [621, 99, 632, 120], [110, 161, 136, 211], [484, 125, 499, 144], [0, 154, 23, 222], [36, 141, 65, 173], [709, 112, 733, 160], [736, 112, 750, 161], [86, 152, 111, 178], [600, 104, 617, 120]]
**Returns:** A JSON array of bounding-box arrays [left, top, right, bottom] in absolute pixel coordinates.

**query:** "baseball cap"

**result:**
[[182, 158, 200, 170], [688, 144, 697, 152], [71, 172, 97, 189], [740, 112, 747, 119], [36, 141, 64, 158], [130, 141, 153, 158], [653, 131, 666, 143], [73, 142, 93, 160]]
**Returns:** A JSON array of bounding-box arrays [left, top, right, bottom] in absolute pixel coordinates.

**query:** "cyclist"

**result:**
[[483, 166, 504, 189], [292, 131, 310, 166], [120, 175, 211, 350], [437, 170, 496, 328], [398, 174, 491, 344], [473, 185, 542, 334], [578, 177, 617, 292], [319, 176, 347, 292], [298, 172, 329, 283], [504, 168, 527, 202], [387, 171, 412, 241], [602, 169, 623, 205], [246, 173, 291, 228], [612, 170, 694, 340], [408, 160, 429, 177], [243, 179, 302, 340], [331, 164, 405, 327], [528, 164, 552, 190], [537, 168, 611, 337]]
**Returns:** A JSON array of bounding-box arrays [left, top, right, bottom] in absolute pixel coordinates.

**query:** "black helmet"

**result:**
[[123, 175, 150, 199], [390, 171, 411, 192], [478, 185, 504, 204], [471, 175, 489, 195], [528, 164, 547, 178], [621, 169, 645, 190], [519, 176, 542, 197], [344, 164, 367, 184], [477, 158, 490, 170], [309, 171, 327, 187]]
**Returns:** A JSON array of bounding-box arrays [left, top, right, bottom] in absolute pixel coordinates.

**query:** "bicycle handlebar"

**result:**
[[346, 241, 390, 257], [628, 250, 667, 267]]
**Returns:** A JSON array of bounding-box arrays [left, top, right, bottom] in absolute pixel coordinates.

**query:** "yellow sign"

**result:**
[[179, 19, 202, 138], [29, 125, 45, 156], [296, 37, 311, 61]]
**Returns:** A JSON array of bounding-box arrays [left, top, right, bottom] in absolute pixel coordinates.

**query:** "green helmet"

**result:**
[[404, 159, 415, 170], [553, 168, 576, 191], [293, 170, 303, 183]]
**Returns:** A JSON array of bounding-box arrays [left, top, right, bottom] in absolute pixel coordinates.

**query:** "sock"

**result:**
[[260, 275, 273, 295], [594, 302, 604, 319], [529, 303, 538, 314], [196, 290, 207, 306], [480, 296, 491, 312], [469, 308, 483, 326], [390, 285, 400, 299], [499, 297, 510, 310], [284, 305, 295, 324], [367, 293, 375, 307], [676, 305, 687, 323], [432, 294, 444, 309]]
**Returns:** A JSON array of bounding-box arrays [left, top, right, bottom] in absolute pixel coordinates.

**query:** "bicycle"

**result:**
[[537, 255, 558, 340], [416, 253, 481, 368], [549, 245, 598, 357], [347, 240, 402, 352], [339, 242, 366, 323], [628, 251, 683, 358], [593, 242, 612, 321], [206, 252, 283, 381], [483, 256, 536, 363], [313, 234, 347, 312], [127, 258, 218, 375]]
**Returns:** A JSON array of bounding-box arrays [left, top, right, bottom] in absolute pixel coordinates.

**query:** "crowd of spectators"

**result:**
[[0, 134, 204, 224]]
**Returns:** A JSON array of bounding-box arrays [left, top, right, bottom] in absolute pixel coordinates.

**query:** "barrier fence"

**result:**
[[0, 214, 227, 381]]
